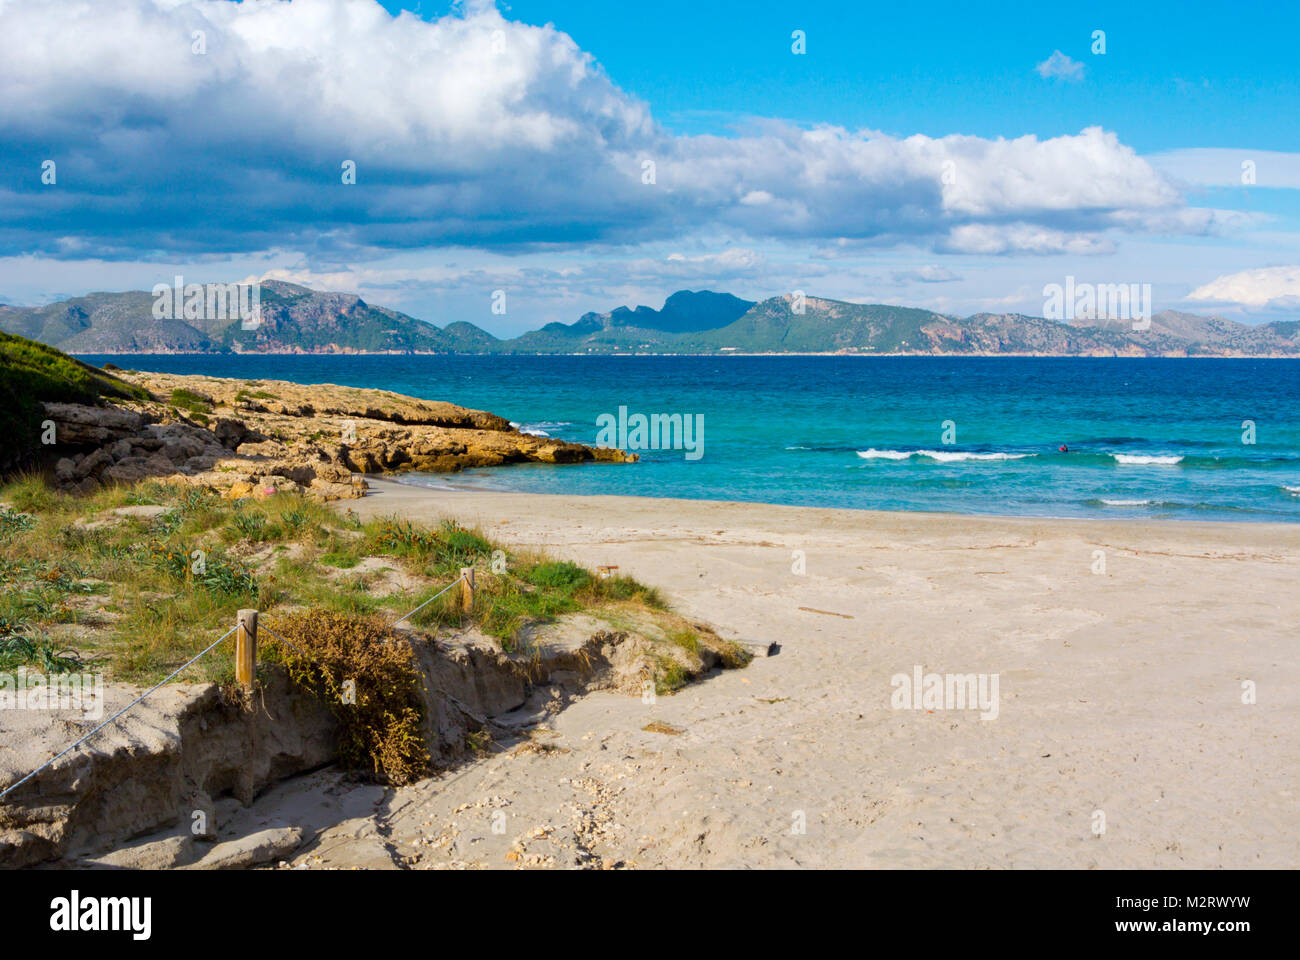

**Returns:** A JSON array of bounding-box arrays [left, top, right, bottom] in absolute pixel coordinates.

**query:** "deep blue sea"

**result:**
[[78, 355, 1300, 522]]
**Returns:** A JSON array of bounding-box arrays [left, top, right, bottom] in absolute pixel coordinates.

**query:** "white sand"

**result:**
[[254, 477, 1300, 869]]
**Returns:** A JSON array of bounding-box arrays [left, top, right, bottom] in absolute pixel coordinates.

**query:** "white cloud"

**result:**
[[1035, 51, 1085, 82], [937, 223, 1113, 255], [891, 266, 961, 284], [1148, 149, 1300, 189], [1188, 265, 1300, 308], [0, 0, 1222, 261]]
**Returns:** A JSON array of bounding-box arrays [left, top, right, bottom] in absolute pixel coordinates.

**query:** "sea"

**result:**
[[76, 355, 1300, 523]]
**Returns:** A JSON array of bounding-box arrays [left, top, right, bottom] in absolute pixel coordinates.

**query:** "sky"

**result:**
[[1, 0, 1298, 336]]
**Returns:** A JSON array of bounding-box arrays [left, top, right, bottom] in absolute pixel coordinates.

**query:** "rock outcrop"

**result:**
[[38, 370, 635, 500]]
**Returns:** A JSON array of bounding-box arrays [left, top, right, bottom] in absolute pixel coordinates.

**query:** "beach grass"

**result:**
[[0, 477, 711, 690]]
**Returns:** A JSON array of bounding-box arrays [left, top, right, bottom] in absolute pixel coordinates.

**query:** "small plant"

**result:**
[[230, 512, 269, 541], [234, 388, 279, 403], [199, 554, 258, 597], [655, 655, 689, 695], [436, 521, 491, 566], [0, 632, 86, 673], [124, 481, 177, 506], [320, 549, 360, 569], [0, 507, 35, 541], [149, 509, 185, 537], [146, 542, 191, 579], [525, 560, 590, 593], [586, 574, 666, 609], [281, 508, 310, 535], [21, 586, 72, 620], [168, 388, 213, 416], [0, 613, 31, 636], [144, 542, 256, 597], [368, 516, 440, 557], [667, 629, 701, 655], [178, 487, 216, 514]]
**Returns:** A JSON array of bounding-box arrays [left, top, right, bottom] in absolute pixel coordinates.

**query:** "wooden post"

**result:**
[[459, 567, 475, 613], [236, 609, 258, 689]]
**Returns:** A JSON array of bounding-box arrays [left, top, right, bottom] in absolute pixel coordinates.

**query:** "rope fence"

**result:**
[[0, 566, 476, 804], [0, 626, 238, 802]]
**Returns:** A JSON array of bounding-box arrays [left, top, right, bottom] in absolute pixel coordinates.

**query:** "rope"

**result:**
[[390, 574, 466, 627], [0, 626, 238, 803], [1, 572, 470, 803], [255, 621, 316, 661]]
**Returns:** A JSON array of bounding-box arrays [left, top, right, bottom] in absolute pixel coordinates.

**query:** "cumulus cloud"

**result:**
[[0, 0, 1213, 261], [1187, 266, 1300, 308], [1035, 51, 1085, 82]]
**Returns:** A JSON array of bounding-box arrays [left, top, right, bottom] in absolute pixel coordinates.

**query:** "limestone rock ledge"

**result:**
[[39, 370, 635, 500]]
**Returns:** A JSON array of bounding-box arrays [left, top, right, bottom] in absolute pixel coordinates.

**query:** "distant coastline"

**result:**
[[72, 349, 1300, 358], [7, 281, 1298, 358]]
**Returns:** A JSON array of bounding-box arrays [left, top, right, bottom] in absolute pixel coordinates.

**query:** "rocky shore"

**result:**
[[42, 369, 634, 500]]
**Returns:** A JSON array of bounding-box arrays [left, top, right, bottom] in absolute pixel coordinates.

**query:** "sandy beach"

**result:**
[[201, 477, 1298, 870]]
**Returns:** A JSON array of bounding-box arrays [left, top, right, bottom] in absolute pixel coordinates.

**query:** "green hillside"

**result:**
[[0, 331, 150, 472]]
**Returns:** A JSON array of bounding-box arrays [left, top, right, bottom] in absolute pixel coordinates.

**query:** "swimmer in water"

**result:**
[[1059, 444, 1069, 452]]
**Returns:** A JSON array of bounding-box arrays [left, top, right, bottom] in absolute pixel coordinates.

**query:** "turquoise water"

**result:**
[[78, 355, 1300, 522]]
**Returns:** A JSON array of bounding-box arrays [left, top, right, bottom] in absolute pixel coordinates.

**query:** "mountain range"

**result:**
[[2, 280, 1297, 357]]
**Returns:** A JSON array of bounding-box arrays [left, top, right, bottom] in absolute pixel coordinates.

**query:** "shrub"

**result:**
[[261, 610, 427, 785], [525, 560, 590, 592], [168, 388, 213, 416]]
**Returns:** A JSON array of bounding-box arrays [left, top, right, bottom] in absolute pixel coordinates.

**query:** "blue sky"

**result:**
[[389, 0, 1299, 151], [2, 0, 1298, 334]]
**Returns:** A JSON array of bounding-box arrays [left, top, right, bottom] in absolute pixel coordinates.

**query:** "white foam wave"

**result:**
[[856, 449, 1034, 462], [1284, 485, 1300, 495], [856, 449, 913, 460], [916, 450, 1033, 462], [511, 420, 553, 437], [1100, 498, 1151, 506], [1112, 454, 1183, 465]]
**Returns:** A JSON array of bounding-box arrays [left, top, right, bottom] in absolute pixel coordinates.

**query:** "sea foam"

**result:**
[[917, 450, 1033, 462], [856, 449, 914, 460], [856, 449, 1032, 462], [1112, 454, 1183, 465]]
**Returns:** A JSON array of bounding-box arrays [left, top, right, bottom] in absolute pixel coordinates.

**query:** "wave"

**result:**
[[856, 448, 1034, 462], [856, 448, 914, 460], [510, 419, 572, 438], [1111, 454, 1184, 465], [1285, 486, 1300, 495], [1079, 495, 1283, 517], [919, 450, 1034, 462]]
